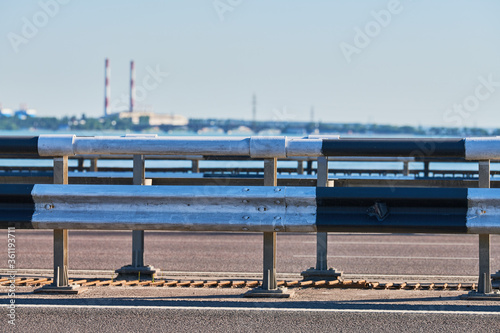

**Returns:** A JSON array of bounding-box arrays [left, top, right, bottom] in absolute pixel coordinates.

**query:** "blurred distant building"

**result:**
[[117, 111, 188, 126], [15, 109, 37, 120], [0, 104, 36, 119], [15, 104, 37, 119], [0, 108, 13, 117]]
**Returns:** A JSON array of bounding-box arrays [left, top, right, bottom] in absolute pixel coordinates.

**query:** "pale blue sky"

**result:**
[[1, 0, 499, 127]]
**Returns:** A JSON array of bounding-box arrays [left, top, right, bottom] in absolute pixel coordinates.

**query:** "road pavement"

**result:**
[[1, 230, 500, 332], [1, 230, 498, 276]]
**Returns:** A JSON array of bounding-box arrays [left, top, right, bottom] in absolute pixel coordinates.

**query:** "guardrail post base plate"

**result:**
[[244, 231, 292, 298], [115, 265, 157, 281], [300, 267, 343, 281], [460, 290, 500, 300], [34, 285, 87, 295], [492, 271, 500, 289]]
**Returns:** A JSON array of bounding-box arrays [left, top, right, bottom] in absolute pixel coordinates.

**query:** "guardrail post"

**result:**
[[132, 155, 146, 268], [246, 157, 290, 297], [115, 154, 157, 280], [53, 229, 68, 287], [478, 160, 492, 294], [488, 166, 500, 288], [463, 160, 500, 299], [306, 160, 313, 175], [90, 158, 98, 172], [423, 161, 430, 177], [191, 159, 200, 173], [263, 158, 277, 290], [301, 156, 342, 281], [403, 161, 410, 176], [316, 157, 328, 271], [77, 157, 84, 172], [35, 156, 86, 294], [53, 157, 68, 287], [262, 231, 276, 290], [297, 160, 304, 175]]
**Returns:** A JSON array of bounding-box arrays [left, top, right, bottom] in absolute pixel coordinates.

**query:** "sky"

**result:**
[[1, 0, 500, 128]]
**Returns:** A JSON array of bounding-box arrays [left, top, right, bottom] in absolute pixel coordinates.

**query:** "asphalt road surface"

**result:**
[[1, 230, 500, 332], [1, 230, 499, 276], [3, 288, 500, 333]]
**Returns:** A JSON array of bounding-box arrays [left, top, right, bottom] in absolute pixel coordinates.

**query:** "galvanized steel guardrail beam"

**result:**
[[1, 135, 500, 159], [1, 184, 499, 234]]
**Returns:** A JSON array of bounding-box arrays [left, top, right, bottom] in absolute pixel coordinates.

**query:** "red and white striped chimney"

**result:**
[[104, 58, 110, 117], [129, 60, 135, 112]]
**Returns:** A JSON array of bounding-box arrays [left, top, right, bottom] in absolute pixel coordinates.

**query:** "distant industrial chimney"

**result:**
[[104, 58, 110, 117], [130, 60, 135, 112]]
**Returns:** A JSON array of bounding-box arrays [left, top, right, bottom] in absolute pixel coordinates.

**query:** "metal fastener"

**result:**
[[45, 204, 53, 210], [258, 206, 267, 212], [243, 216, 250, 220]]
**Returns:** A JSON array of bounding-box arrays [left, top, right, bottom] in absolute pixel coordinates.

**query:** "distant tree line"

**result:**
[[0, 114, 496, 136]]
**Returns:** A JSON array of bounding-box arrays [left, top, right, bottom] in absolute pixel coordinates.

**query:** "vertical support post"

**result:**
[[132, 154, 145, 268], [53, 156, 69, 287], [403, 161, 410, 176], [316, 156, 328, 271], [246, 156, 289, 297], [54, 156, 68, 185], [478, 160, 490, 188], [264, 158, 277, 187], [477, 160, 493, 294], [478, 234, 492, 294], [132, 229, 145, 267], [262, 158, 277, 291], [301, 156, 342, 281], [423, 161, 430, 178], [36, 156, 86, 294], [297, 160, 304, 175], [77, 157, 84, 172], [191, 159, 200, 173], [246, 157, 290, 297], [133, 154, 146, 185], [306, 160, 313, 175], [116, 155, 156, 279], [53, 229, 68, 287], [262, 231, 277, 290], [90, 158, 98, 172]]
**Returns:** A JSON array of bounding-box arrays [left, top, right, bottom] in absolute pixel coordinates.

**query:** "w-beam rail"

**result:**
[[1, 135, 500, 159], [1, 184, 499, 234]]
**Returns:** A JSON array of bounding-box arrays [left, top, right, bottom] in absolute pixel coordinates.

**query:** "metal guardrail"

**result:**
[[1, 184, 499, 234], [1, 134, 500, 298], [1, 134, 500, 159]]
